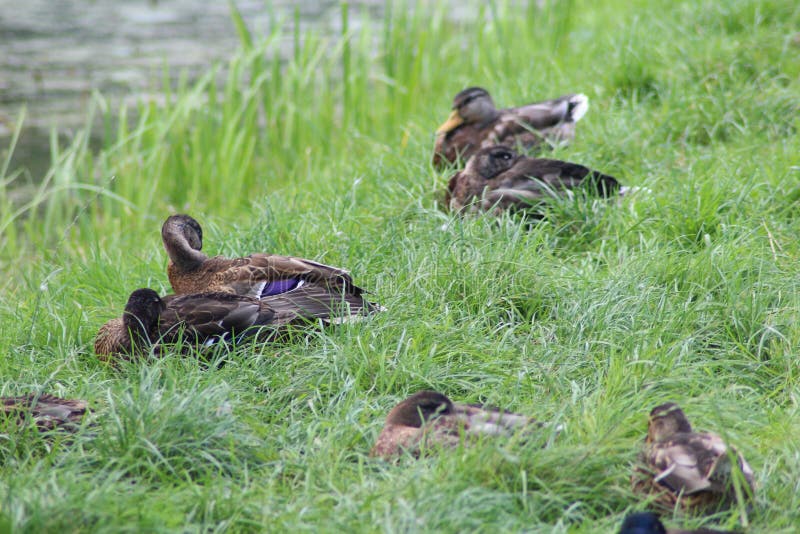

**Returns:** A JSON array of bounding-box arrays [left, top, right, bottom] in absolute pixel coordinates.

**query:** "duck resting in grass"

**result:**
[[94, 285, 372, 360], [444, 145, 621, 215], [433, 87, 589, 169], [161, 214, 380, 311], [618, 512, 740, 534], [631, 403, 755, 513], [370, 390, 543, 459], [1, 393, 88, 432]]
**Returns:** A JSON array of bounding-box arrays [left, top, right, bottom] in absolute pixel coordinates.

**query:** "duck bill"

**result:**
[[436, 110, 464, 134]]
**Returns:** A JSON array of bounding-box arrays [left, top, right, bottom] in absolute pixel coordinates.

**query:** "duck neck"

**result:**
[[479, 109, 501, 127], [162, 227, 207, 272], [122, 312, 153, 351]]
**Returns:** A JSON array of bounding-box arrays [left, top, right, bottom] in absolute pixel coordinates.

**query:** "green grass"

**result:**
[[1, 0, 800, 531]]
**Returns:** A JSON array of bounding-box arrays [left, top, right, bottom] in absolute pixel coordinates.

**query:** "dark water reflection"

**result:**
[[0, 0, 382, 179]]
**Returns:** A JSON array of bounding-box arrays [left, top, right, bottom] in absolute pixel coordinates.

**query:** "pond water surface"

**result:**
[[0, 0, 382, 179]]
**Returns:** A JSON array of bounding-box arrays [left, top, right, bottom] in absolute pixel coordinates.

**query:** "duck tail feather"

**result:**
[[567, 93, 589, 122]]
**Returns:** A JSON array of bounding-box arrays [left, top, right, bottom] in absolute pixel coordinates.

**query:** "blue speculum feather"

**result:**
[[261, 278, 302, 296]]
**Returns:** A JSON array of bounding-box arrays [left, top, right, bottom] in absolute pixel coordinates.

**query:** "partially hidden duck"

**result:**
[[631, 403, 755, 512], [445, 145, 621, 215], [94, 285, 373, 360], [371, 390, 543, 459], [1, 393, 88, 432], [433, 87, 589, 169]]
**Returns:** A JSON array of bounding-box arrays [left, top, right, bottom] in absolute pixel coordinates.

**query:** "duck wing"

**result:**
[[456, 403, 537, 435], [261, 283, 381, 324], [204, 254, 358, 298], [648, 432, 728, 495], [482, 158, 619, 211], [488, 94, 588, 148], [158, 292, 272, 343]]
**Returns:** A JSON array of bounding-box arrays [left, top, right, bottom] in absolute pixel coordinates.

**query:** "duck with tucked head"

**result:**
[[94, 285, 373, 360], [370, 390, 540, 459], [433, 87, 589, 169], [2, 393, 88, 432], [618, 512, 740, 534], [161, 214, 381, 312], [445, 145, 621, 215], [631, 403, 755, 512]]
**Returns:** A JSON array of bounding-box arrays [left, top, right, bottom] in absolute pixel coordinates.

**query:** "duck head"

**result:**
[[436, 87, 499, 134], [647, 402, 693, 442], [123, 288, 166, 348], [161, 214, 207, 271], [618, 512, 667, 534], [465, 146, 520, 181], [385, 390, 455, 428]]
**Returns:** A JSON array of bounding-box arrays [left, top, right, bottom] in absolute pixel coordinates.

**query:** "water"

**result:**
[[0, 0, 381, 179]]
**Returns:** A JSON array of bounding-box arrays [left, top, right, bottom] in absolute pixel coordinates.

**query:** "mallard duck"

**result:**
[[618, 512, 740, 534], [94, 285, 373, 360], [631, 403, 755, 512], [444, 145, 620, 214], [433, 87, 589, 169], [161, 214, 380, 310], [370, 390, 538, 459], [1, 393, 87, 432]]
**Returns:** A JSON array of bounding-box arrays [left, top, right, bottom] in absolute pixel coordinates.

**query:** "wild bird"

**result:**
[[432, 87, 589, 169], [370, 390, 542, 459], [618, 512, 740, 534], [94, 285, 373, 360], [631, 403, 755, 512], [444, 145, 620, 215], [161, 214, 380, 310], [1, 393, 88, 432]]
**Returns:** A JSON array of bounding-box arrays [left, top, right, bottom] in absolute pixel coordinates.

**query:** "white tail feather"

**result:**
[[569, 94, 589, 122]]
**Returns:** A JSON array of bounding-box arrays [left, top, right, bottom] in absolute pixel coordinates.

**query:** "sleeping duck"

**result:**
[[433, 87, 589, 169], [445, 145, 620, 215], [1, 393, 88, 432], [618, 512, 740, 534], [631, 403, 755, 512], [161, 214, 380, 311], [370, 390, 540, 459], [94, 285, 373, 360]]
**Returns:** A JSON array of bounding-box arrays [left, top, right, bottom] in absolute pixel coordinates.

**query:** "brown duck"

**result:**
[[161, 214, 379, 309], [1, 393, 88, 432], [631, 403, 755, 512], [370, 390, 539, 459], [445, 145, 620, 215], [618, 512, 740, 534], [433, 87, 589, 169], [94, 285, 374, 360]]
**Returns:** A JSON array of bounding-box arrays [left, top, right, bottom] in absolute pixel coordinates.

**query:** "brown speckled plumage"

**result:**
[[445, 146, 620, 215], [631, 403, 755, 513], [370, 391, 539, 459], [1, 393, 88, 432], [161, 214, 378, 309], [433, 87, 589, 169]]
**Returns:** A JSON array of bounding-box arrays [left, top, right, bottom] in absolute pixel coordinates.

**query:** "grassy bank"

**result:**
[[1, 0, 799, 531]]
